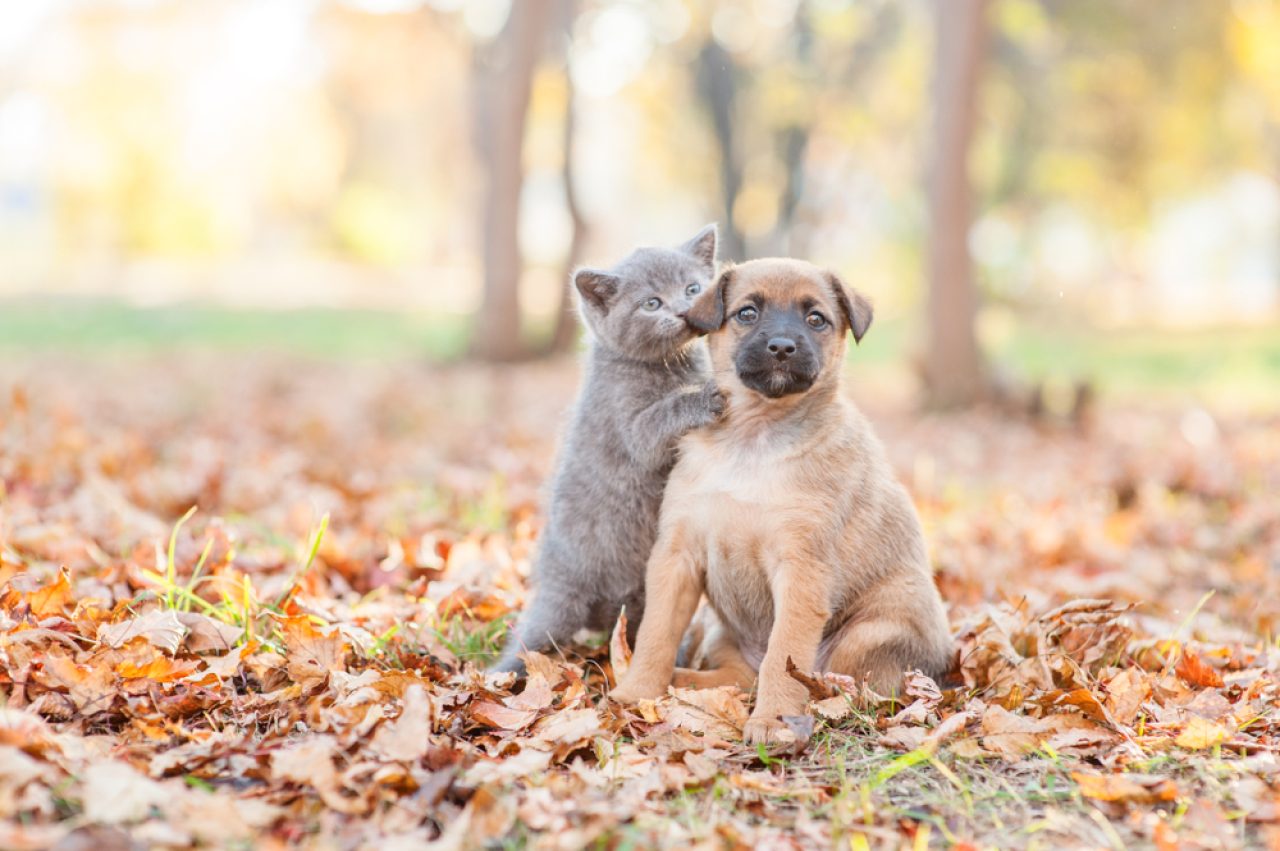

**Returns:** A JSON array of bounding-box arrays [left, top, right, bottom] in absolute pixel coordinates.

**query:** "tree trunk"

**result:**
[[924, 0, 989, 407], [469, 0, 554, 362], [546, 0, 586, 356], [696, 40, 747, 262]]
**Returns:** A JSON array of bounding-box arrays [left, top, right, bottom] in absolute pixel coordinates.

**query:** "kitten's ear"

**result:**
[[573, 268, 620, 312], [826, 271, 873, 344], [686, 266, 734, 333], [679, 223, 718, 272]]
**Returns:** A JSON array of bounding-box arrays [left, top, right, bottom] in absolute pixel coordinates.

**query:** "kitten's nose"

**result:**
[[767, 337, 796, 361]]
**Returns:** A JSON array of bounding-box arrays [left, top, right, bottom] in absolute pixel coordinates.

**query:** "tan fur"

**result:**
[[611, 258, 953, 745]]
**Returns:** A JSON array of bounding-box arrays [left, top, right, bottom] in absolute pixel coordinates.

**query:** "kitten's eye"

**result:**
[[806, 311, 828, 329], [735, 305, 758, 324], [642, 297, 662, 311], [685, 283, 702, 297]]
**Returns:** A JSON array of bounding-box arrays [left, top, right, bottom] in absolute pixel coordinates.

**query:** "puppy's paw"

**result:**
[[742, 715, 797, 747], [610, 678, 666, 704]]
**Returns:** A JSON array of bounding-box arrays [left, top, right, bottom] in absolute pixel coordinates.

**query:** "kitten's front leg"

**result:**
[[626, 381, 725, 468]]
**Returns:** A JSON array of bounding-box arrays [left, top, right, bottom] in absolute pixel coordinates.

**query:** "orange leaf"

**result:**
[[1073, 771, 1179, 804], [1174, 716, 1230, 750], [116, 655, 201, 682], [608, 608, 631, 687], [436, 588, 510, 622], [1176, 651, 1224, 689], [470, 700, 537, 731], [279, 615, 347, 689]]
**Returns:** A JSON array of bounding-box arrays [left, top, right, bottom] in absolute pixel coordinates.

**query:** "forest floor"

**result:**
[[1, 350, 1278, 849]]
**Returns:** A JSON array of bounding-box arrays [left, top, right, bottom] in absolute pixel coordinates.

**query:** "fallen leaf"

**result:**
[[608, 609, 630, 687], [174, 612, 242, 654], [116, 655, 201, 682], [271, 736, 339, 790], [506, 674, 554, 713], [39, 654, 116, 713], [98, 609, 188, 654], [80, 761, 168, 825], [3, 568, 74, 618], [1176, 650, 1225, 689], [279, 616, 348, 690], [1073, 771, 1179, 804], [533, 707, 604, 746], [370, 685, 433, 761], [663, 687, 749, 740], [471, 701, 538, 732], [979, 705, 1045, 758], [1175, 716, 1230, 750]]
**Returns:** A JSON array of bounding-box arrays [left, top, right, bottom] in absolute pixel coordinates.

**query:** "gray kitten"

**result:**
[[492, 225, 722, 674]]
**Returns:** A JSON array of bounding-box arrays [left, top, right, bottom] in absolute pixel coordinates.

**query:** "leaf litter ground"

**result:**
[[0, 353, 1278, 849]]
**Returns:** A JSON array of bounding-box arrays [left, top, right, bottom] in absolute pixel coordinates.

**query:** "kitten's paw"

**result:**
[[701, 381, 726, 420], [488, 655, 527, 677], [742, 715, 796, 747]]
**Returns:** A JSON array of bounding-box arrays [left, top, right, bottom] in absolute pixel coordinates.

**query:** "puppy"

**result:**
[[610, 258, 953, 745]]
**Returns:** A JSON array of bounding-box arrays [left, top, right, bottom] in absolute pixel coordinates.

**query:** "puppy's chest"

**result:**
[[671, 442, 793, 642]]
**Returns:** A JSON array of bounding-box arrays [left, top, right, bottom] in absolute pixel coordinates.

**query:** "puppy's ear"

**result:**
[[827, 272, 873, 344], [687, 266, 733, 333], [679, 223, 718, 272], [574, 268, 620, 312]]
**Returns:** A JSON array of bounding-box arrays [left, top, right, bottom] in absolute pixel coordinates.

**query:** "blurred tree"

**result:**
[[546, 0, 587, 356], [696, 37, 747, 262], [470, 0, 555, 361], [925, 0, 990, 407]]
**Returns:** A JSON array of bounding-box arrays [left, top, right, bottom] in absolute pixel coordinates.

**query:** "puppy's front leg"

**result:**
[[611, 526, 703, 702], [743, 562, 829, 745]]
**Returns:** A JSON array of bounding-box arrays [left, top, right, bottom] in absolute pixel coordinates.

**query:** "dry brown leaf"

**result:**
[[1175, 716, 1230, 750], [369, 685, 433, 761], [923, 710, 976, 751], [506, 674, 554, 713], [98, 609, 187, 654], [0, 709, 58, 755], [1073, 771, 1179, 804], [175, 612, 242, 654], [271, 735, 339, 789], [813, 695, 853, 721], [39, 654, 116, 713], [786, 657, 837, 700], [279, 615, 348, 690], [519, 651, 565, 686], [979, 705, 1045, 758], [80, 761, 168, 825], [533, 707, 604, 746], [608, 609, 630, 687], [1104, 669, 1152, 725], [471, 701, 538, 732], [4, 568, 74, 619], [663, 687, 749, 740], [1176, 650, 1225, 689], [116, 655, 201, 682]]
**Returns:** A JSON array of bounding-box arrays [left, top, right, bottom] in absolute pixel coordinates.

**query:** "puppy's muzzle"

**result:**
[[736, 330, 820, 398]]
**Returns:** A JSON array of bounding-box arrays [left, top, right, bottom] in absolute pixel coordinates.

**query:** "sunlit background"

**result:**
[[2, 0, 1279, 403]]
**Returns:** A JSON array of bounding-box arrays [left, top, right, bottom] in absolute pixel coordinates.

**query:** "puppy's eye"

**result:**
[[806, 311, 828, 329], [685, 283, 702, 297], [735, 305, 758, 324], [642, 297, 662, 311]]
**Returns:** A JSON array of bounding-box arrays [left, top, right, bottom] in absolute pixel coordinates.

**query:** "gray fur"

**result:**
[[491, 225, 722, 674]]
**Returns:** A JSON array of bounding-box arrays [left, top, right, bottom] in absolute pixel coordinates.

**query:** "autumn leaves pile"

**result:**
[[1, 357, 1278, 848]]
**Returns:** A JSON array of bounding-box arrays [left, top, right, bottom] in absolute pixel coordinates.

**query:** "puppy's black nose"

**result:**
[[767, 337, 796, 361]]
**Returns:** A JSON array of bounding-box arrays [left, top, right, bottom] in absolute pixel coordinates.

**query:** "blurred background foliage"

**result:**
[[1, 0, 1278, 406]]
